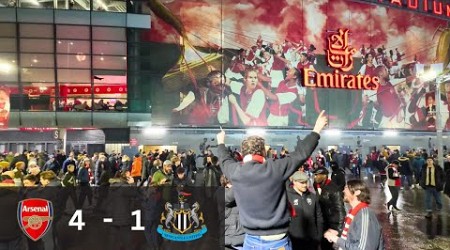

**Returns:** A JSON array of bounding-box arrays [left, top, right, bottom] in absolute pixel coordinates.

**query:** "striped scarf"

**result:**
[[341, 202, 369, 241]]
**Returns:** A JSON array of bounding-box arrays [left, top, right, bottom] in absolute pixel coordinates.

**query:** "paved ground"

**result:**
[[358, 176, 450, 250], [194, 167, 450, 250], [193, 166, 450, 250]]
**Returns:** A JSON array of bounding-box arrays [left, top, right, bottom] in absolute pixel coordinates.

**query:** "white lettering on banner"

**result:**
[[22, 206, 49, 213]]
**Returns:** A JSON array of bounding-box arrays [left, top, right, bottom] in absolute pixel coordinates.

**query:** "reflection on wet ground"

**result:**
[[363, 178, 450, 250]]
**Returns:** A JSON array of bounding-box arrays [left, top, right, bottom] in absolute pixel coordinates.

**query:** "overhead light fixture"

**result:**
[[76, 53, 86, 62], [144, 127, 167, 135], [383, 130, 398, 137], [0, 62, 13, 73], [246, 128, 266, 136], [324, 129, 342, 136], [30, 0, 40, 5]]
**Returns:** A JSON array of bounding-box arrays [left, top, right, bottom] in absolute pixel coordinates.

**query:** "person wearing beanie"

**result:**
[[173, 166, 192, 187], [150, 160, 173, 187], [330, 161, 346, 192]]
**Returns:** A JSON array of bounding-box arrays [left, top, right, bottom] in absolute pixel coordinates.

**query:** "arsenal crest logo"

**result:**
[[17, 199, 54, 241]]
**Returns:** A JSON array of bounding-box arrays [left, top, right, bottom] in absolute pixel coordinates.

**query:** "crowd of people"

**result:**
[[0, 147, 226, 249], [0, 147, 225, 190], [1, 114, 450, 249], [61, 99, 127, 112]]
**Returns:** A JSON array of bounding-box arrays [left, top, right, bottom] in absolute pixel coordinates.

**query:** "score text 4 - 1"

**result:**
[[68, 209, 145, 231]]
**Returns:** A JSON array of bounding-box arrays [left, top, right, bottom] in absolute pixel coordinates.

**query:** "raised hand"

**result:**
[[216, 127, 225, 145], [313, 110, 328, 134]]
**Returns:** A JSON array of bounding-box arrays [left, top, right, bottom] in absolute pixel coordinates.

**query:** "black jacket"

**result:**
[[218, 132, 320, 236], [204, 164, 222, 187], [172, 175, 192, 187], [287, 188, 323, 242], [420, 165, 445, 191], [104, 180, 138, 226], [314, 180, 346, 233], [222, 187, 245, 247], [444, 167, 450, 198], [399, 159, 412, 175], [0, 188, 21, 241]]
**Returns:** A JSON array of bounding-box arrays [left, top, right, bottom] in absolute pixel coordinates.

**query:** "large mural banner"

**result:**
[[144, 0, 450, 131], [0, 86, 10, 129]]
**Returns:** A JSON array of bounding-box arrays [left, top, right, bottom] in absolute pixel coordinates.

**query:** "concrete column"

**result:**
[[435, 82, 444, 168], [55, 128, 67, 153]]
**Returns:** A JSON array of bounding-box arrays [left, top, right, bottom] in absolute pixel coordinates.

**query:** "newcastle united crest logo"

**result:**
[[157, 195, 207, 241], [17, 198, 54, 241]]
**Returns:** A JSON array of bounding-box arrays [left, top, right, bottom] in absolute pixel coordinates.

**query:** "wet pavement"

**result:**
[[360, 176, 450, 250], [195, 166, 450, 250]]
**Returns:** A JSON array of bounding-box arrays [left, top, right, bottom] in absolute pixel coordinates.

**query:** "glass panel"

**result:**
[[92, 98, 127, 111], [55, 0, 91, 10], [126, 1, 150, 14], [54, 10, 91, 24], [16, 9, 54, 23], [57, 54, 91, 69], [0, 23, 16, 37], [20, 39, 54, 53], [19, 1, 54, 9], [20, 24, 53, 38], [20, 53, 54, 68], [22, 82, 56, 111], [56, 25, 90, 39], [0, 38, 16, 53], [93, 55, 126, 70], [58, 69, 91, 83], [0, 53, 18, 82], [0, 53, 17, 63], [93, 41, 126, 55], [58, 98, 92, 112], [92, 27, 125, 41], [0, 73, 18, 82], [93, 0, 126, 12], [56, 40, 90, 54], [1, 83, 18, 112], [21, 68, 55, 82], [58, 83, 92, 111]]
